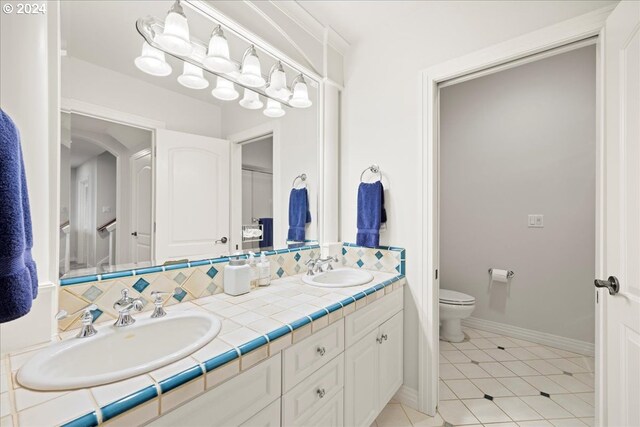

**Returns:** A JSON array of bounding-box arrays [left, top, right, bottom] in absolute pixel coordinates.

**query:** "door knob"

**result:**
[[594, 276, 620, 295], [131, 231, 138, 237], [215, 237, 228, 244]]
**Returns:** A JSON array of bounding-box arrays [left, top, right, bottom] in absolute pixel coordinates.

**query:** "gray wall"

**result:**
[[440, 45, 596, 343]]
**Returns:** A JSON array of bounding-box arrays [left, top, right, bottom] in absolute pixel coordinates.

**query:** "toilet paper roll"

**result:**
[[491, 269, 509, 283]]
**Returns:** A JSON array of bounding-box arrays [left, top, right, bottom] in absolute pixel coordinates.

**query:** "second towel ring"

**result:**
[[292, 173, 307, 188], [360, 164, 382, 183]]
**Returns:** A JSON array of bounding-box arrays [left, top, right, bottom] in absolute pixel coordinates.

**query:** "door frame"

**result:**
[[129, 148, 154, 263], [417, 5, 615, 422], [60, 98, 162, 268]]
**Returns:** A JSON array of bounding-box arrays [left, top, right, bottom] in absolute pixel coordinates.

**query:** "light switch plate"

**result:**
[[528, 214, 544, 228]]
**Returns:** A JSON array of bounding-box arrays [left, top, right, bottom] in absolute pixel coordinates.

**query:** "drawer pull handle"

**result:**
[[382, 334, 388, 341], [377, 334, 388, 344], [316, 346, 326, 356], [317, 388, 326, 398]]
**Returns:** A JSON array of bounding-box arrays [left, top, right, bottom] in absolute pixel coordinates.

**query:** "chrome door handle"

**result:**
[[215, 237, 228, 244], [594, 276, 620, 295], [316, 388, 326, 398], [316, 346, 326, 356], [131, 231, 138, 237]]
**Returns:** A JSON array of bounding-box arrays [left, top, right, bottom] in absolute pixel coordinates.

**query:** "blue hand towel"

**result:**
[[287, 188, 311, 242], [0, 109, 38, 323], [356, 181, 387, 248], [259, 218, 273, 249]]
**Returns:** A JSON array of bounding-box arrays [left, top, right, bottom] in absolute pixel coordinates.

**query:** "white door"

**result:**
[[155, 129, 230, 263], [601, 2, 640, 426], [344, 329, 379, 427], [378, 311, 404, 409], [130, 150, 152, 263]]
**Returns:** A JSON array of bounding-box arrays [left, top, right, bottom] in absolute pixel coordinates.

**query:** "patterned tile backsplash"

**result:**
[[57, 243, 406, 331]]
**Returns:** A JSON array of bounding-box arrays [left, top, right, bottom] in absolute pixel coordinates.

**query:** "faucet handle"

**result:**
[[55, 304, 98, 338], [55, 303, 98, 320], [150, 288, 181, 318]]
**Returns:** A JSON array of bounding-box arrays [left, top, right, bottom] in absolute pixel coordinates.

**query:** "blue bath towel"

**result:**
[[0, 109, 38, 323], [259, 218, 273, 249], [356, 181, 387, 248], [287, 188, 311, 242]]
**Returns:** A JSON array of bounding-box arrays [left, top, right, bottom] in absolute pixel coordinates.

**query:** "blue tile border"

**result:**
[[60, 275, 100, 286], [100, 270, 134, 281], [238, 336, 268, 355], [289, 316, 312, 330], [204, 348, 240, 372], [100, 385, 158, 422], [159, 365, 204, 394], [61, 412, 99, 427], [309, 308, 329, 321], [265, 325, 292, 341]]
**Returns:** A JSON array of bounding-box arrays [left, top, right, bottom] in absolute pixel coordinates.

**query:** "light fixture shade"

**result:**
[[289, 74, 312, 108], [212, 77, 239, 101], [239, 89, 263, 110], [156, 0, 193, 57], [178, 45, 208, 90], [135, 42, 172, 77], [203, 25, 235, 73], [263, 99, 285, 118], [238, 45, 265, 88], [265, 61, 291, 100]]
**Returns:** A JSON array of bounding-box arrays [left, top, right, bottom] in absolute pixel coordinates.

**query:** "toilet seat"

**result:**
[[440, 289, 475, 306]]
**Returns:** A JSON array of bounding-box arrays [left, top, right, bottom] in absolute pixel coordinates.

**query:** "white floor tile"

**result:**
[[484, 423, 519, 427], [479, 362, 516, 378], [461, 398, 511, 423], [401, 404, 444, 427], [493, 397, 543, 421], [488, 337, 520, 348], [439, 341, 457, 351], [462, 349, 496, 362], [523, 360, 563, 375], [508, 337, 539, 347], [462, 328, 485, 339], [497, 377, 541, 396], [517, 421, 554, 427], [375, 403, 411, 427], [572, 373, 594, 388], [550, 394, 594, 418], [440, 364, 466, 380], [452, 341, 479, 350], [469, 338, 496, 349], [546, 375, 593, 393], [573, 392, 594, 407], [438, 399, 479, 425], [501, 361, 541, 376], [545, 348, 583, 359], [520, 396, 573, 419], [440, 380, 458, 400], [471, 378, 514, 397], [548, 418, 587, 426], [445, 379, 484, 399], [545, 359, 589, 374], [578, 417, 594, 427], [442, 350, 472, 363], [521, 376, 570, 394], [527, 346, 562, 359], [484, 349, 519, 362], [475, 329, 500, 338], [566, 357, 595, 373], [455, 363, 492, 379], [506, 347, 539, 361]]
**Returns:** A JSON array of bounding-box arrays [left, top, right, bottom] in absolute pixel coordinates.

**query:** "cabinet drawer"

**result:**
[[282, 354, 344, 426], [148, 354, 281, 427], [239, 398, 280, 427], [297, 390, 343, 427], [283, 318, 344, 392], [345, 287, 403, 347]]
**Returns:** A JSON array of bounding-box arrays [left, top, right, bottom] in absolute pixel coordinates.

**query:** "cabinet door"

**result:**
[[239, 398, 280, 427], [298, 390, 343, 427], [344, 329, 379, 427], [378, 311, 404, 409]]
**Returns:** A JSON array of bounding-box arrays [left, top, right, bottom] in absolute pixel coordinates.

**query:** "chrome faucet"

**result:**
[[305, 258, 317, 276], [55, 303, 99, 338], [113, 289, 144, 327], [150, 288, 181, 318], [314, 256, 338, 273]]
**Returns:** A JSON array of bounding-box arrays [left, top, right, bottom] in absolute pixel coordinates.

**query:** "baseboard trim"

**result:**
[[462, 317, 594, 357], [393, 385, 418, 409]]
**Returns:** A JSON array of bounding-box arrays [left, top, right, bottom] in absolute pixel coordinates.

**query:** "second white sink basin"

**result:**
[[302, 268, 374, 288], [17, 311, 221, 391]]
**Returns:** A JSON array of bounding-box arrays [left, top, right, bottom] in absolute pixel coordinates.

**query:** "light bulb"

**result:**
[[263, 98, 285, 118], [238, 45, 265, 88], [135, 42, 172, 77], [289, 74, 312, 108], [178, 45, 208, 89], [203, 25, 236, 73], [156, 0, 193, 57], [212, 77, 239, 101], [265, 61, 291, 100], [239, 89, 263, 110]]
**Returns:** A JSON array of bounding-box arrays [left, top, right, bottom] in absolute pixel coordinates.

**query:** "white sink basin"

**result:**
[[18, 311, 221, 391], [302, 268, 374, 288]]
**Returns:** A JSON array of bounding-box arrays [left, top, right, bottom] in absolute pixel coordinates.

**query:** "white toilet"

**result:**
[[439, 289, 476, 342]]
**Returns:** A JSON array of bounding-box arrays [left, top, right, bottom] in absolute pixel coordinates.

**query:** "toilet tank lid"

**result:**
[[440, 289, 475, 304]]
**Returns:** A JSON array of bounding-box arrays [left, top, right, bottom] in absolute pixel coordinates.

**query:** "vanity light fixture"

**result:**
[[155, 0, 193, 57], [212, 77, 239, 101], [135, 42, 172, 77], [238, 45, 266, 88], [289, 74, 312, 108], [265, 61, 290, 100], [263, 98, 285, 118], [178, 45, 209, 89], [203, 25, 236, 73], [239, 88, 264, 110]]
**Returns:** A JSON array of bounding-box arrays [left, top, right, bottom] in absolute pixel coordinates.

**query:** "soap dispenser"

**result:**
[[248, 251, 257, 287], [224, 255, 251, 296], [257, 252, 271, 286]]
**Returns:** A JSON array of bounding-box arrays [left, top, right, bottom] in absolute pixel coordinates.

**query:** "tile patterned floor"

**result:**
[[372, 326, 595, 427]]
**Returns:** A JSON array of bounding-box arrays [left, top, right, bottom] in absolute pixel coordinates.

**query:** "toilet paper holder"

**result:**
[[488, 268, 515, 279]]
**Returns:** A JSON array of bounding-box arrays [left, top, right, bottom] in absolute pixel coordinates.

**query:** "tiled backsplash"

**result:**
[[57, 243, 405, 331]]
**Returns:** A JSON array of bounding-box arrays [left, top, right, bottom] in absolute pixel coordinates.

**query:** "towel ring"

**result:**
[[360, 164, 382, 183], [292, 173, 307, 189]]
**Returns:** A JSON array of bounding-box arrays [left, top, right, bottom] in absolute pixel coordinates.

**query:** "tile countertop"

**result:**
[[1, 270, 406, 427]]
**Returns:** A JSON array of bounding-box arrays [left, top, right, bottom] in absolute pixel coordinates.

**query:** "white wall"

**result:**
[[62, 56, 223, 139], [440, 46, 596, 343], [242, 138, 274, 172], [338, 2, 612, 392]]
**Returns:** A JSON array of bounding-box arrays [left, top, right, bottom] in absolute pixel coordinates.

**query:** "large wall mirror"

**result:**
[[59, 0, 320, 278]]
